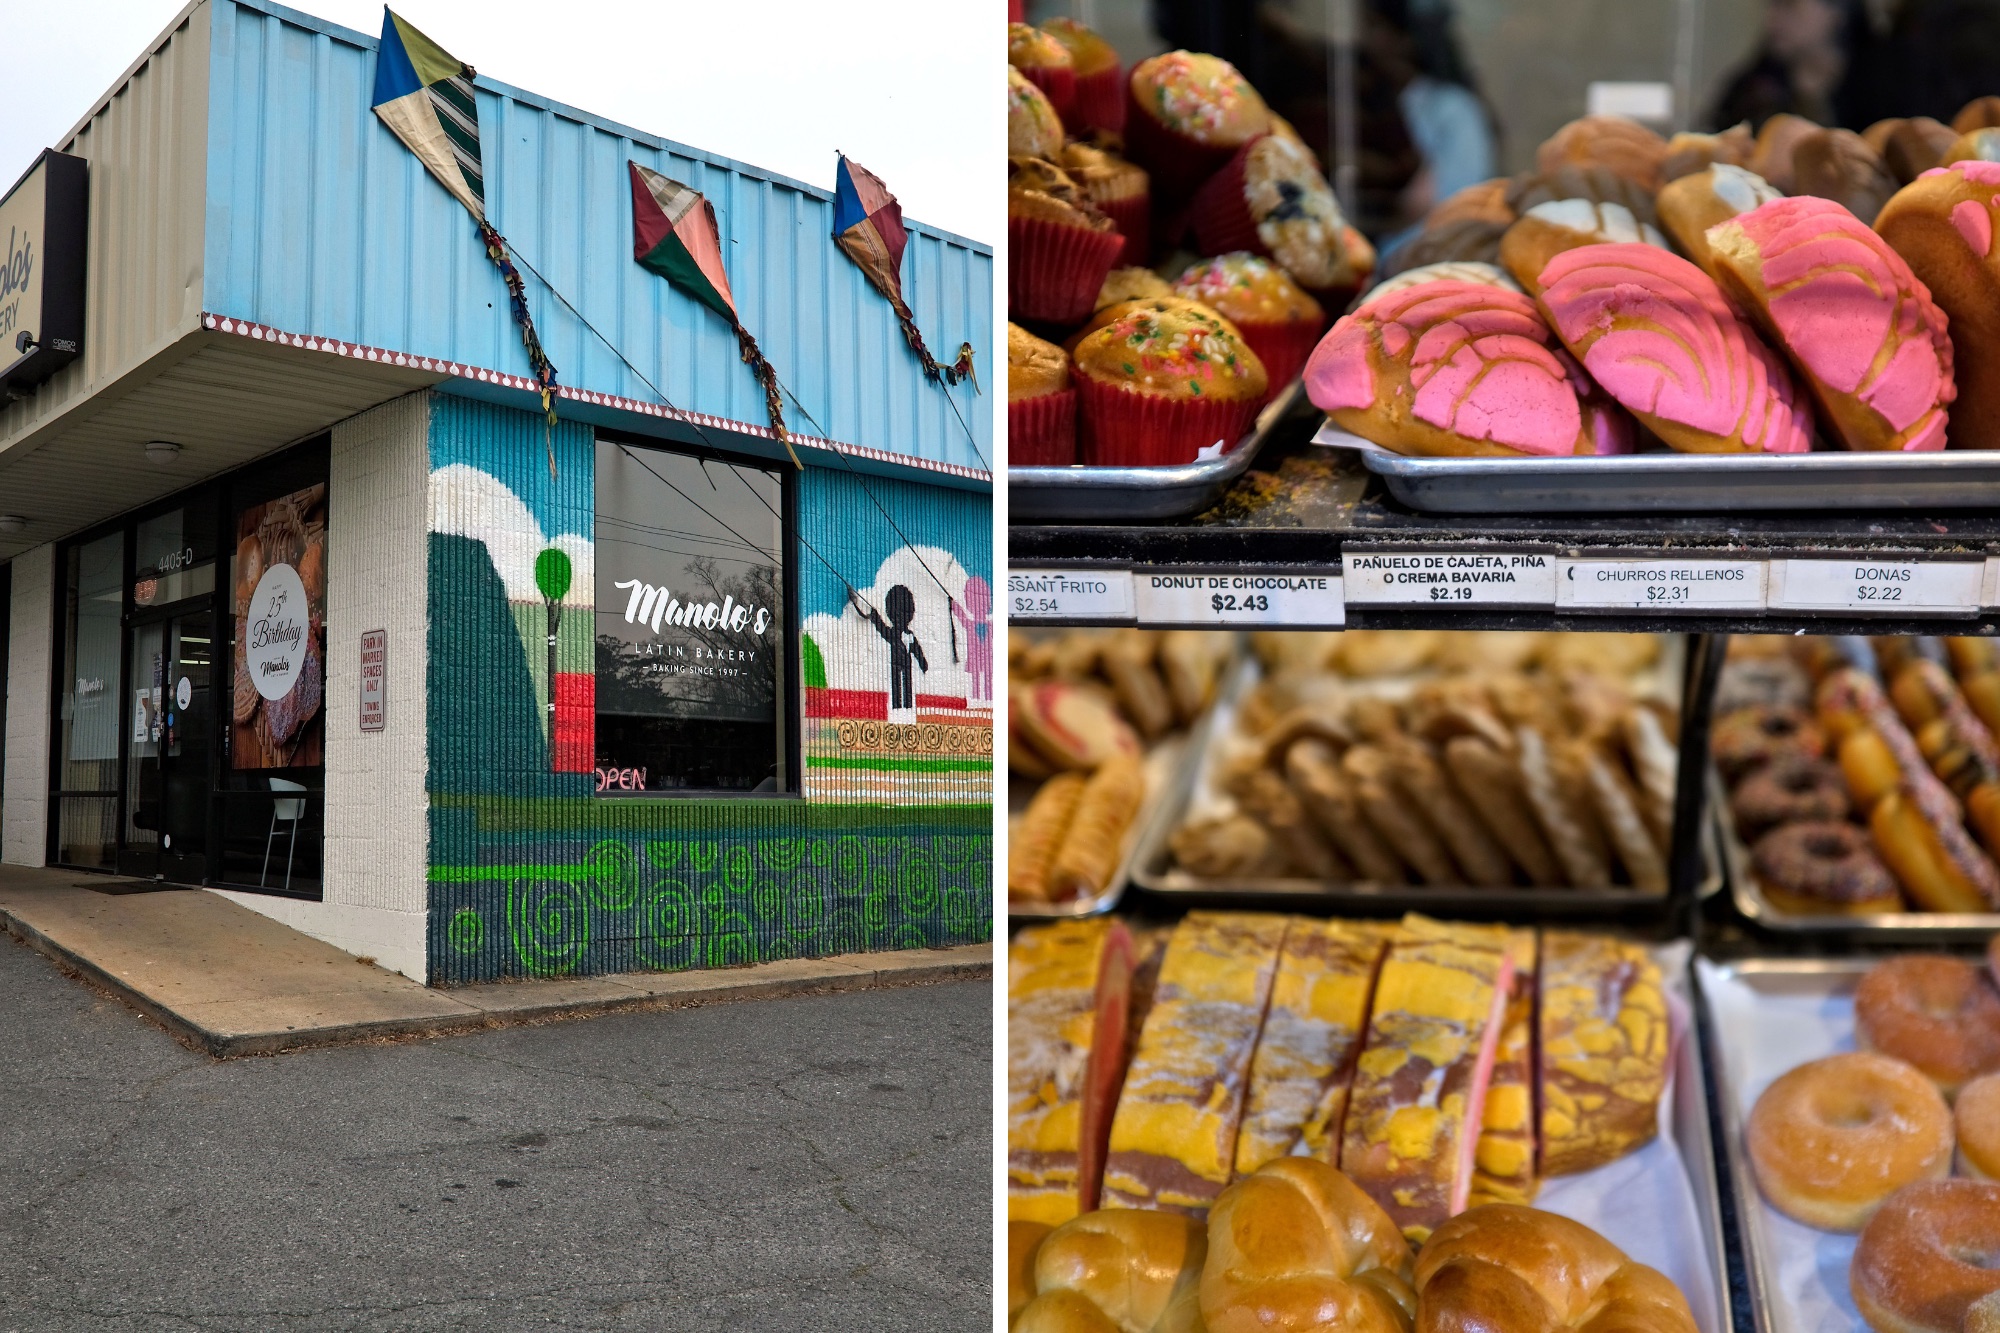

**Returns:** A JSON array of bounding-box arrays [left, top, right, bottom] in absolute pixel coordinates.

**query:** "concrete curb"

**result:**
[[0, 907, 990, 1058]]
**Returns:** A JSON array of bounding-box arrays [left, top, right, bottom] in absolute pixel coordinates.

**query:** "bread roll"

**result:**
[[1657, 164, 1783, 280], [1877, 159, 2000, 449], [1790, 127, 1898, 224], [1536, 114, 1668, 192], [1415, 1205, 1698, 1333], [1016, 1209, 1207, 1333]]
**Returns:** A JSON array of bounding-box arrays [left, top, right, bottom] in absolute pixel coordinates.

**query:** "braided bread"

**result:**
[[1413, 1204, 1698, 1333], [1201, 1158, 1417, 1333], [1014, 1208, 1208, 1333]]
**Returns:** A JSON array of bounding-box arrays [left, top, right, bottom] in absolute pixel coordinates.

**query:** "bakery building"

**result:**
[[0, 0, 993, 984]]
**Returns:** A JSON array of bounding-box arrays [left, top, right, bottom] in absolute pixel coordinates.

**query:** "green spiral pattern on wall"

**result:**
[[447, 908, 484, 956], [585, 840, 641, 912], [759, 837, 806, 872], [507, 877, 591, 975]]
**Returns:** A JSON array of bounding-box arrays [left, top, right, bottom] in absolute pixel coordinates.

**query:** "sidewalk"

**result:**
[[0, 866, 990, 1058]]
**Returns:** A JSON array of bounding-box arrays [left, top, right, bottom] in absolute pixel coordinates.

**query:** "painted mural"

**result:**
[[422, 394, 991, 984], [798, 471, 994, 805]]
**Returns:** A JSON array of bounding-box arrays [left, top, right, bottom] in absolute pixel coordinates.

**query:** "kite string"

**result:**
[[502, 241, 965, 609]]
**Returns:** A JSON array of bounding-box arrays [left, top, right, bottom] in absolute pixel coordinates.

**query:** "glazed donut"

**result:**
[[1729, 757, 1850, 839], [1972, 1290, 2000, 1333], [1750, 821, 1902, 917], [1712, 705, 1827, 783], [1855, 955, 2000, 1095], [1960, 1074, 2000, 1180], [1850, 1180, 2000, 1333], [1746, 1051, 1952, 1231]]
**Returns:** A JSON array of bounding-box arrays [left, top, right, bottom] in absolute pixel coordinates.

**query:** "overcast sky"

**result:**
[[1, 0, 994, 241]]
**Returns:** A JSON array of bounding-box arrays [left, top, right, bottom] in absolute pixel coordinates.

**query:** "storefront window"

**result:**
[[594, 438, 789, 793], [55, 531, 124, 867], [132, 506, 217, 609]]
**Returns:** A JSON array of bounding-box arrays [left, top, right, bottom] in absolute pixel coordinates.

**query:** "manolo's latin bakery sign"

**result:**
[[0, 149, 87, 397]]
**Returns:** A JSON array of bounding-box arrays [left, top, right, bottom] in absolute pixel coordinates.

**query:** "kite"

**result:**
[[371, 8, 559, 434], [628, 161, 798, 467], [832, 155, 975, 390]]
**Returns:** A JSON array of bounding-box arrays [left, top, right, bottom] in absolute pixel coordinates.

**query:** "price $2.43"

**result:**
[[1211, 592, 1271, 614]]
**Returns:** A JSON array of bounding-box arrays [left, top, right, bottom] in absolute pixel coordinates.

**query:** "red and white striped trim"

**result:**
[[200, 312, 991, 483]]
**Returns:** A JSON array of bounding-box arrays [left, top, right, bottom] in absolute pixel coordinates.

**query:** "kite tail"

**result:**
[[477, 219, 562, 475], [734, 322, 802, 470], [886, 293, 977, 391]]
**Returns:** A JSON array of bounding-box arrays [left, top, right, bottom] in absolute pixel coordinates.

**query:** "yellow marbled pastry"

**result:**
[[1233, 918, 1393, 1175], [1338, 913, 1511, 1243], [1101, 912, 1288, 1215], [1470, 929, 1540, 1207], [1009, 919, 1113, 1224], [1538, 930, 1669, 1176]]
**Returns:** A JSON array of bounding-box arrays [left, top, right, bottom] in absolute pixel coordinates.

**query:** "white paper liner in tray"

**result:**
[[1696, 957, 1866, 1333], [1532, 941, 1723, 1333]]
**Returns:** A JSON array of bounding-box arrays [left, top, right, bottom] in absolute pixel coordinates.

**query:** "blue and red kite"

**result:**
[[833, 156, 975, 388]]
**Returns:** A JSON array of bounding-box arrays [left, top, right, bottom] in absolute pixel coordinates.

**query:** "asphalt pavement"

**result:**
[[0, 934, 991, 1331]]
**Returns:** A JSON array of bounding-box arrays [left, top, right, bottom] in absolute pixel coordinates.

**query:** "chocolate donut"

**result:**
[[1730, 757, 1850, 839], [1751, 820, 1901, 916], [1713, 705, 1828, 783]]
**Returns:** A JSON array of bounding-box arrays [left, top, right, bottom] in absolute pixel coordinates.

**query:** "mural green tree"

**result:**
[[535, 547, 572, 743]]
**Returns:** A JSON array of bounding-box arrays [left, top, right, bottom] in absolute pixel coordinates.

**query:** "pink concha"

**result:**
[[1537, 243, 1812, 453], [1729, 195, 1954, 435], [1307, 281, 1583, 454]]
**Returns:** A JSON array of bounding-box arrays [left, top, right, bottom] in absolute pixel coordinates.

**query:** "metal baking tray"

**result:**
[[1717, 775, 2000, 942], [1006, 734, 1188, 923], [1009, 381, 1304, 523], [1312, 420, 2000, 515], [1129, 646, 1718, 922], [1670, 961, 1736, 1333], [1698, 957, 1879, 1333]]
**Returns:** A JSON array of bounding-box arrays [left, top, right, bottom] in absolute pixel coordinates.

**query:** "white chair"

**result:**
[[263, 778, 308, 890]]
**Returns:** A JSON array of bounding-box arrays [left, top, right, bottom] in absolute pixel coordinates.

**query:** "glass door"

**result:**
[[119, 612, 213, 881]]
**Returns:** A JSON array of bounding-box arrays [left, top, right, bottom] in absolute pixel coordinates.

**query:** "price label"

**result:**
[[1556, 557, 1767, 612], [1132, 569, 1345, 628], [1984, 556, 2000, 610], [1007, 569, 1134, 622], [1769, 558, 1984, 616], [1343, 549, 1557, 607]]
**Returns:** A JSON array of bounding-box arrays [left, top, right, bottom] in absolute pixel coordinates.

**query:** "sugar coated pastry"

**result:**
[[1709, 195, 1954, 451], [1506, 164, 1660, 229], [1960, 1073, 2000, 1179], [1748, 1051, 1952, 1231], [1657, 164, 1784, 279], [1854, 954, 2000, 1095], [1877, 159, 2000, 449], [1359, 260, 1522, 303], [1535, 114, 1668, 192], [1415, 1206, 1698, 1333], [1791, 127, 1898, 224], [1850, 1180, 2000, 1333], [1535, 243, 1813, 454], [1306, 281, 1605, 458], [1498, 196, 1668, 296], [1124, 51, 1272, 198]]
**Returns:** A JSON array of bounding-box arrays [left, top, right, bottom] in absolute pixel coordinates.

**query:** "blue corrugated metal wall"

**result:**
[[202, 0, 992, 474]]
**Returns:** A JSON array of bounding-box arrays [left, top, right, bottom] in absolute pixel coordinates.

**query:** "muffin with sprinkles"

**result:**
[[1009, 323, 1078, 466], [1070, 300, 1269, 465], [1009, 67, 1065, 160], [1009, 157, 1126, 325], [1191, 132, 1375, 298], [1058, 139, 1151, 265], [1041, 18, 1125, 136], [1008, 23, 1076, 124], [1171, 252, 1325, 394], [1125, 51, 1272, 199]]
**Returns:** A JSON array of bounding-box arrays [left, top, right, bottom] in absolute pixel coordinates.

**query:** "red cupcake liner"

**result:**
[[1123, 85, 1240, 201], [1232, 318, 1326, 396], [1017, 63, 1077, 127], [1095, 193, 1152, 267], [1010, 389, 1079, 466], [1069, 67, 1126, 137], [1076, 375, 1261, 466], [1008, 0, 1024, 20], [1010, 214, 1126, 326], [1189, 140, 1269, 257]]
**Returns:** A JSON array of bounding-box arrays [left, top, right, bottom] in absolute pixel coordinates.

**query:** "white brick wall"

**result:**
[[2, 545, 55, 867], [210, 392, 433, 981]]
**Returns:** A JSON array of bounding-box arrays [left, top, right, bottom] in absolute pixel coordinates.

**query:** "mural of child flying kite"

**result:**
[[849, 583, 928, 723]]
